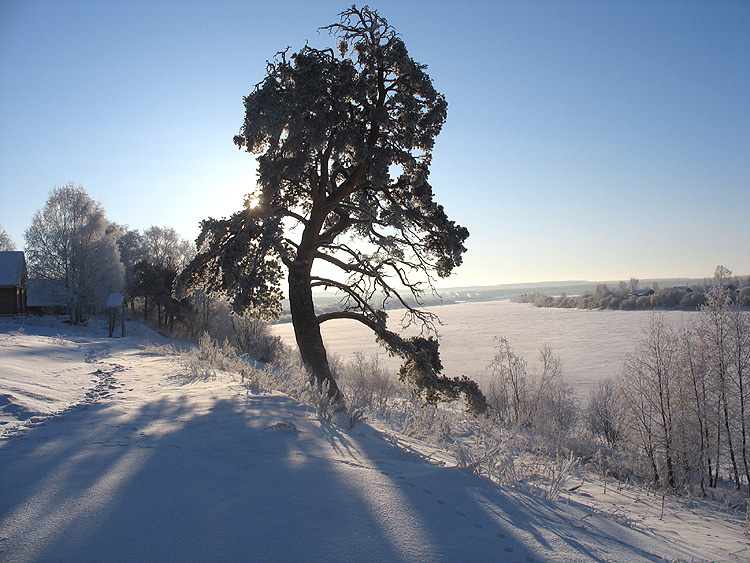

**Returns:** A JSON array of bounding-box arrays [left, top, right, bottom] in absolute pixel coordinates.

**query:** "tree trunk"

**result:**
[[721, 389, 742, 490], [732, 311, 750, 490], [288, 265, 343, 404], [714, 414, 722, 489]]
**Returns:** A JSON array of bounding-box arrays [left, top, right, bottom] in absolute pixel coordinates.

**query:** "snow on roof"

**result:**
[[705, 284, 738, 292], [0, 251, 28, 286], [627, 288, 654, 296], [27, 279, 67, 307]]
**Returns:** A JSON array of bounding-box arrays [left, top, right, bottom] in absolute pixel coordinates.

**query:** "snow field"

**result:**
[[272, 300, 695, 395]]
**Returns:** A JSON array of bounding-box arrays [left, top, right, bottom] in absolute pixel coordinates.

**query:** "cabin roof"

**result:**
[[628, 288, 654, 297], [27, 279, 67, 308], [0, 251, 28, 287]]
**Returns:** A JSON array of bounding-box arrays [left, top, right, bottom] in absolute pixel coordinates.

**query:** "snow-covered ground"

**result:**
[[273, 300, 696, 394], [1, 320, 747, 562]]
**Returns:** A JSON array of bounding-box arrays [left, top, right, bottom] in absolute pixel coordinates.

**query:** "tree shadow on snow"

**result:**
[[0, 392, 682, 563]]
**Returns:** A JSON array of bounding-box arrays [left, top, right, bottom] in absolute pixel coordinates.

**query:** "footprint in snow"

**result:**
[[403, 478, 525, 550]]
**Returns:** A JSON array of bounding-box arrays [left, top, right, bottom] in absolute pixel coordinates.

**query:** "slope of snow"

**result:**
[[0, 323, 746, 562]]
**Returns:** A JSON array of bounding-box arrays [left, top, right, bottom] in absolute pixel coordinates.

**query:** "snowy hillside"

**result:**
[[0, 321, 747, 562]]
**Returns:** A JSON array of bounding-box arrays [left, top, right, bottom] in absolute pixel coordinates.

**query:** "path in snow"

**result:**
[[0, 325, 744, 562]]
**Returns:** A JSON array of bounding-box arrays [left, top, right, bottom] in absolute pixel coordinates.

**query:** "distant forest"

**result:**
[[512, 277, 750, 311]]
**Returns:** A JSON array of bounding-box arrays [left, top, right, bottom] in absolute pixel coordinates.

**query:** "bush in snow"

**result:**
[[482, 338, 578, 440], [546, 452, 578, 500], [229, 313, 285, 363], [586, 378, 624, 447], [336, 352, 404, 414]]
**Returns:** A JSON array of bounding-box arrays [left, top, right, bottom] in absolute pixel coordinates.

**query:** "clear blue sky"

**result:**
[[1, 0, 748, 286]]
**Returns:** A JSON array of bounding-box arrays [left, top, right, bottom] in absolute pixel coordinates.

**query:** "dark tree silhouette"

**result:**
[[177, 6, 485, 413]]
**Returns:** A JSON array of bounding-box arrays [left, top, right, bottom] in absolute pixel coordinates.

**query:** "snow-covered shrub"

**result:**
[[679, 291, 705, 309], [229, 314, 285, 363], [546, 452, 578, 500], [252, 356, 310, 397], [298, 379, 338, 421], [484, 337, 530, 426], [530, 353, 579, 440], [411, 403, 452, 440], [141, 342, 180, 356], [650, 288, 675, 308], [336, 352, 403, 413], [494, 449, 520, 487], [179, 333, 248, 382], [586, 378, 623, 447], [483, 338, 578, 441]]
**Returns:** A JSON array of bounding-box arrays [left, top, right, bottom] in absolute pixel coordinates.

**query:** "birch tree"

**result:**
[[24, 183, 123, 323], [0, 225, 16, 251]]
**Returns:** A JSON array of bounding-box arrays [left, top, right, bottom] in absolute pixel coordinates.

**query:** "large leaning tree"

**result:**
[[177, 6, 486, 413]]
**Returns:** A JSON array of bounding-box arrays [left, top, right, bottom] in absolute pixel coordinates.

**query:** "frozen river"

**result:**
[[271, 300, 695, 395]]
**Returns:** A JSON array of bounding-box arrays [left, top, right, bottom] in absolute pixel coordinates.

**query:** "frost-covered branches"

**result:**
[[615, 267, 750, 491], [484, 338, 578, 434], [0, 225, 16, 251], [24, 183, 124, 323], [176, 209, 286, 321]]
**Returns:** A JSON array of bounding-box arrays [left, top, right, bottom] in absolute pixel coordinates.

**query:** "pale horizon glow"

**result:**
[[1, 0, 748, 286]]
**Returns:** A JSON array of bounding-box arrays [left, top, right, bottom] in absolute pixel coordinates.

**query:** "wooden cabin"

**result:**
[[0, 251, 28, 315]]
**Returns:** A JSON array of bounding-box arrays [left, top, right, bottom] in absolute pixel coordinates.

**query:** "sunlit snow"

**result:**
[[0, 318, 746, 562]]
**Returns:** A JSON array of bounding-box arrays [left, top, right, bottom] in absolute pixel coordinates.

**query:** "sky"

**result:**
[[1, 0, 748, 287]]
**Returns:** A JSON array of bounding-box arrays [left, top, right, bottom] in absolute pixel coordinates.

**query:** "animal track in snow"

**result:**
[[395, 474, 535, 563]]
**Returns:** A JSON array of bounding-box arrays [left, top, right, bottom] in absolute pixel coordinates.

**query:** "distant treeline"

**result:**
[[512, 279, 750, 311]]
